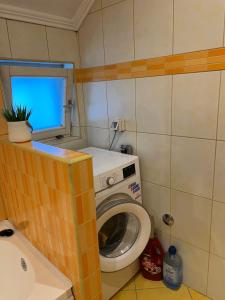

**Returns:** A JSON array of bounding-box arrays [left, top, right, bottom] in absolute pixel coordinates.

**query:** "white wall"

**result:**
[[78, 1, 225, 298], [0, 18, 87, 149]]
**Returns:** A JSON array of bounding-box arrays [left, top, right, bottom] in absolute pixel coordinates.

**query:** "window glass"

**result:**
[[11, 76, 66, 132], [99, 212, 140, 258]]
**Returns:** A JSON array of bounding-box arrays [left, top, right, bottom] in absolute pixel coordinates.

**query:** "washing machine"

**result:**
[[79, 147, 152, 300]]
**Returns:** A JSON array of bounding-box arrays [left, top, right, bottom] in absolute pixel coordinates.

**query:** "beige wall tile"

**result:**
[[157, 231, 171, 252], [107, 79, 136, 131], [89, 0, 102, 13], [174, 0, 225, 53], [217, 71, 225, 140], [136, 76, 172, 134], [171, 238, 209, 294], [214, 141, 225, 203], [7, 20, 49, 60], [172, 72, 220, 139], [87, 127, 109, 148], [0, 18, 11, 58], [171, 137, 215, 198], [79, 11, 104, 68], [207, 254, 225, 300], [109, 130, 137, 154], [210, 201, 225, 259], [142, 181, 170, 234], [46, 27, 80, 65], [83, 82, 108, 128], [137, 133, 170, 187], [103, 0, 134, 64], [171, 190, 212, 251], [134, 0, 173, 59], [75, 83, 86, 127]]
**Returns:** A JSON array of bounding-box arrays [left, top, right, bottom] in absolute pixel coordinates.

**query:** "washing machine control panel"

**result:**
[[99, 161, 137, 190]]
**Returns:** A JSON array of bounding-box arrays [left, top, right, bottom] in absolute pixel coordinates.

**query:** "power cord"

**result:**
[[109, 131, 117, 150]]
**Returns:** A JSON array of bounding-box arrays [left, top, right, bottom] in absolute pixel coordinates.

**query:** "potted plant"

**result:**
[[2, 106, 33, 142]]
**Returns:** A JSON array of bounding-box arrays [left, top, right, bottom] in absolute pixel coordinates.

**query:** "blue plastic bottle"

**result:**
[[163, 245, 183, 290]]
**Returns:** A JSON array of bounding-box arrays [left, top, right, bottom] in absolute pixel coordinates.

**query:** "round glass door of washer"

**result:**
[[97, 197, 151, 272]]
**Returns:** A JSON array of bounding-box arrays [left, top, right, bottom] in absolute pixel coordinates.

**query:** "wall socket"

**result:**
[[111, 119, 126, 132]]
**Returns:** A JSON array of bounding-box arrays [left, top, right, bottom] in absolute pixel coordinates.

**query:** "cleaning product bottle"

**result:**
[[163, 245, 183, 289], [139, 238, 164, 281]]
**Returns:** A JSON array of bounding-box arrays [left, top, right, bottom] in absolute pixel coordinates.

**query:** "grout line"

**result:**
[[132, 0, 135, 60], [5, 20, 13, 58], [142, 179, 214, 202], [101, 0, 127, 11], [205, 70, 222, 293], [169, 75, 173, 244], [172, 0, 175, 55], [44, 26, 50, 61], [187, 286, 194, 300]]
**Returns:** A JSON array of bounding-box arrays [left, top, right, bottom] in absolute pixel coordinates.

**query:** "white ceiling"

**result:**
[[0, 0, 95, 30]]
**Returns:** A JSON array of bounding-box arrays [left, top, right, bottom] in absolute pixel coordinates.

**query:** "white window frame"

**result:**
[[4, 65, 75, 140]]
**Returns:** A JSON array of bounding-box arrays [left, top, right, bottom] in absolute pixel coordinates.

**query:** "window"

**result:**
[[11, 77, 66, 132], [0, 61, 75, 140]]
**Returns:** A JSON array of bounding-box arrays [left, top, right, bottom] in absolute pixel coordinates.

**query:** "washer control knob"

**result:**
[[106, 176, 115, 186]]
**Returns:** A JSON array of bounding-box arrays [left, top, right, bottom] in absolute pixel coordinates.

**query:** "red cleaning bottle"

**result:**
[[139, 238, 165, 281]]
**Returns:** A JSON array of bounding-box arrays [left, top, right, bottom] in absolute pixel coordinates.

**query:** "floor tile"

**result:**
[[111, 290, 136, 300], [188, 288, 210, 300], [134, 273, 165, 289], [122, 278, 136, 291], [136, 285, 191, 300]]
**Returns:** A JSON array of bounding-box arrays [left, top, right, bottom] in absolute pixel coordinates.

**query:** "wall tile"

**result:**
[[109, 130, 137, 154], [207, 254, 225, 300], [0, 18, 11, 58], [87, 127, 109, 148], [137, 133, 170, 187], [171, 190, 212, 251], [79, 11, 104, 68], [174, 0, 225, 53], [136, 76, 172, 134], [217, 71, 225, 140], [89, 0, 102, 13], [107, 79, 136, 131], [103, 0, 134, 64], [75, 83, 86, 127], [142, 181, 170, 234], [172, 72, 220, 139], [46, 27, 80, 65], [83, 82, 108, 128], [102, 0, 122, 8], [7, 20, 49, 60], [157, 231, 171, 252], [134, 0, 173, 60], [210, 201, 225, 259], [171, 238, 209, 294], [171, 137, 215, 198], [214, 141, 225, 203]]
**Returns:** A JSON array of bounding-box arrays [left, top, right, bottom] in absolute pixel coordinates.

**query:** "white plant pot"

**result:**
[[7, 121, 32, 143]]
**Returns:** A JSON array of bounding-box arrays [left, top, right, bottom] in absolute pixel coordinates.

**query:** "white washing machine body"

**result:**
[[79, 148, 151, 300]]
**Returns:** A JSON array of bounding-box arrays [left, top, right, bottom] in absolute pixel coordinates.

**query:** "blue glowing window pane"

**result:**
[[11, 77, 66, 131]]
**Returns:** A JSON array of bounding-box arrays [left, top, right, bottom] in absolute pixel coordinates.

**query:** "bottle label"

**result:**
[[163, 263, 178, 285]]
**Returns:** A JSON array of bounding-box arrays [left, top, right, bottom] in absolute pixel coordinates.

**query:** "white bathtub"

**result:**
[[0, 221, 74, 300]]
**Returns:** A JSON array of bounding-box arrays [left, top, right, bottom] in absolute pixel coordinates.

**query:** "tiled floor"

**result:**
[[111, 273, 210, 300]]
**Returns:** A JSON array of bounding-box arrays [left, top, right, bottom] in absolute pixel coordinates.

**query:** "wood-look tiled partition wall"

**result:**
[[75, 48, 225, 83], [0, 140, 102, 300]]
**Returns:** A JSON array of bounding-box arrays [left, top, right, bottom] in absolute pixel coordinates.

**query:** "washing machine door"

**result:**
[[97, 195, 151, 272]]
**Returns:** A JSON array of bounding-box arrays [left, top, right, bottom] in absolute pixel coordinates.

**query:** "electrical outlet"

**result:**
[[111, 119, 126, 132]]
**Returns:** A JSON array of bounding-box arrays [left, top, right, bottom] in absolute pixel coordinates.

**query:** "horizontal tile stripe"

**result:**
[[75, 47, 225, 83]]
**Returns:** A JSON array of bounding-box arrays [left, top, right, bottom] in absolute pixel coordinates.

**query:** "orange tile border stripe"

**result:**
[[75, 48, 225, 83]]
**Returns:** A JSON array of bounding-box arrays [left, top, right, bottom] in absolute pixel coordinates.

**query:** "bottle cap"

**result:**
[[168, 245, 177, 255]]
